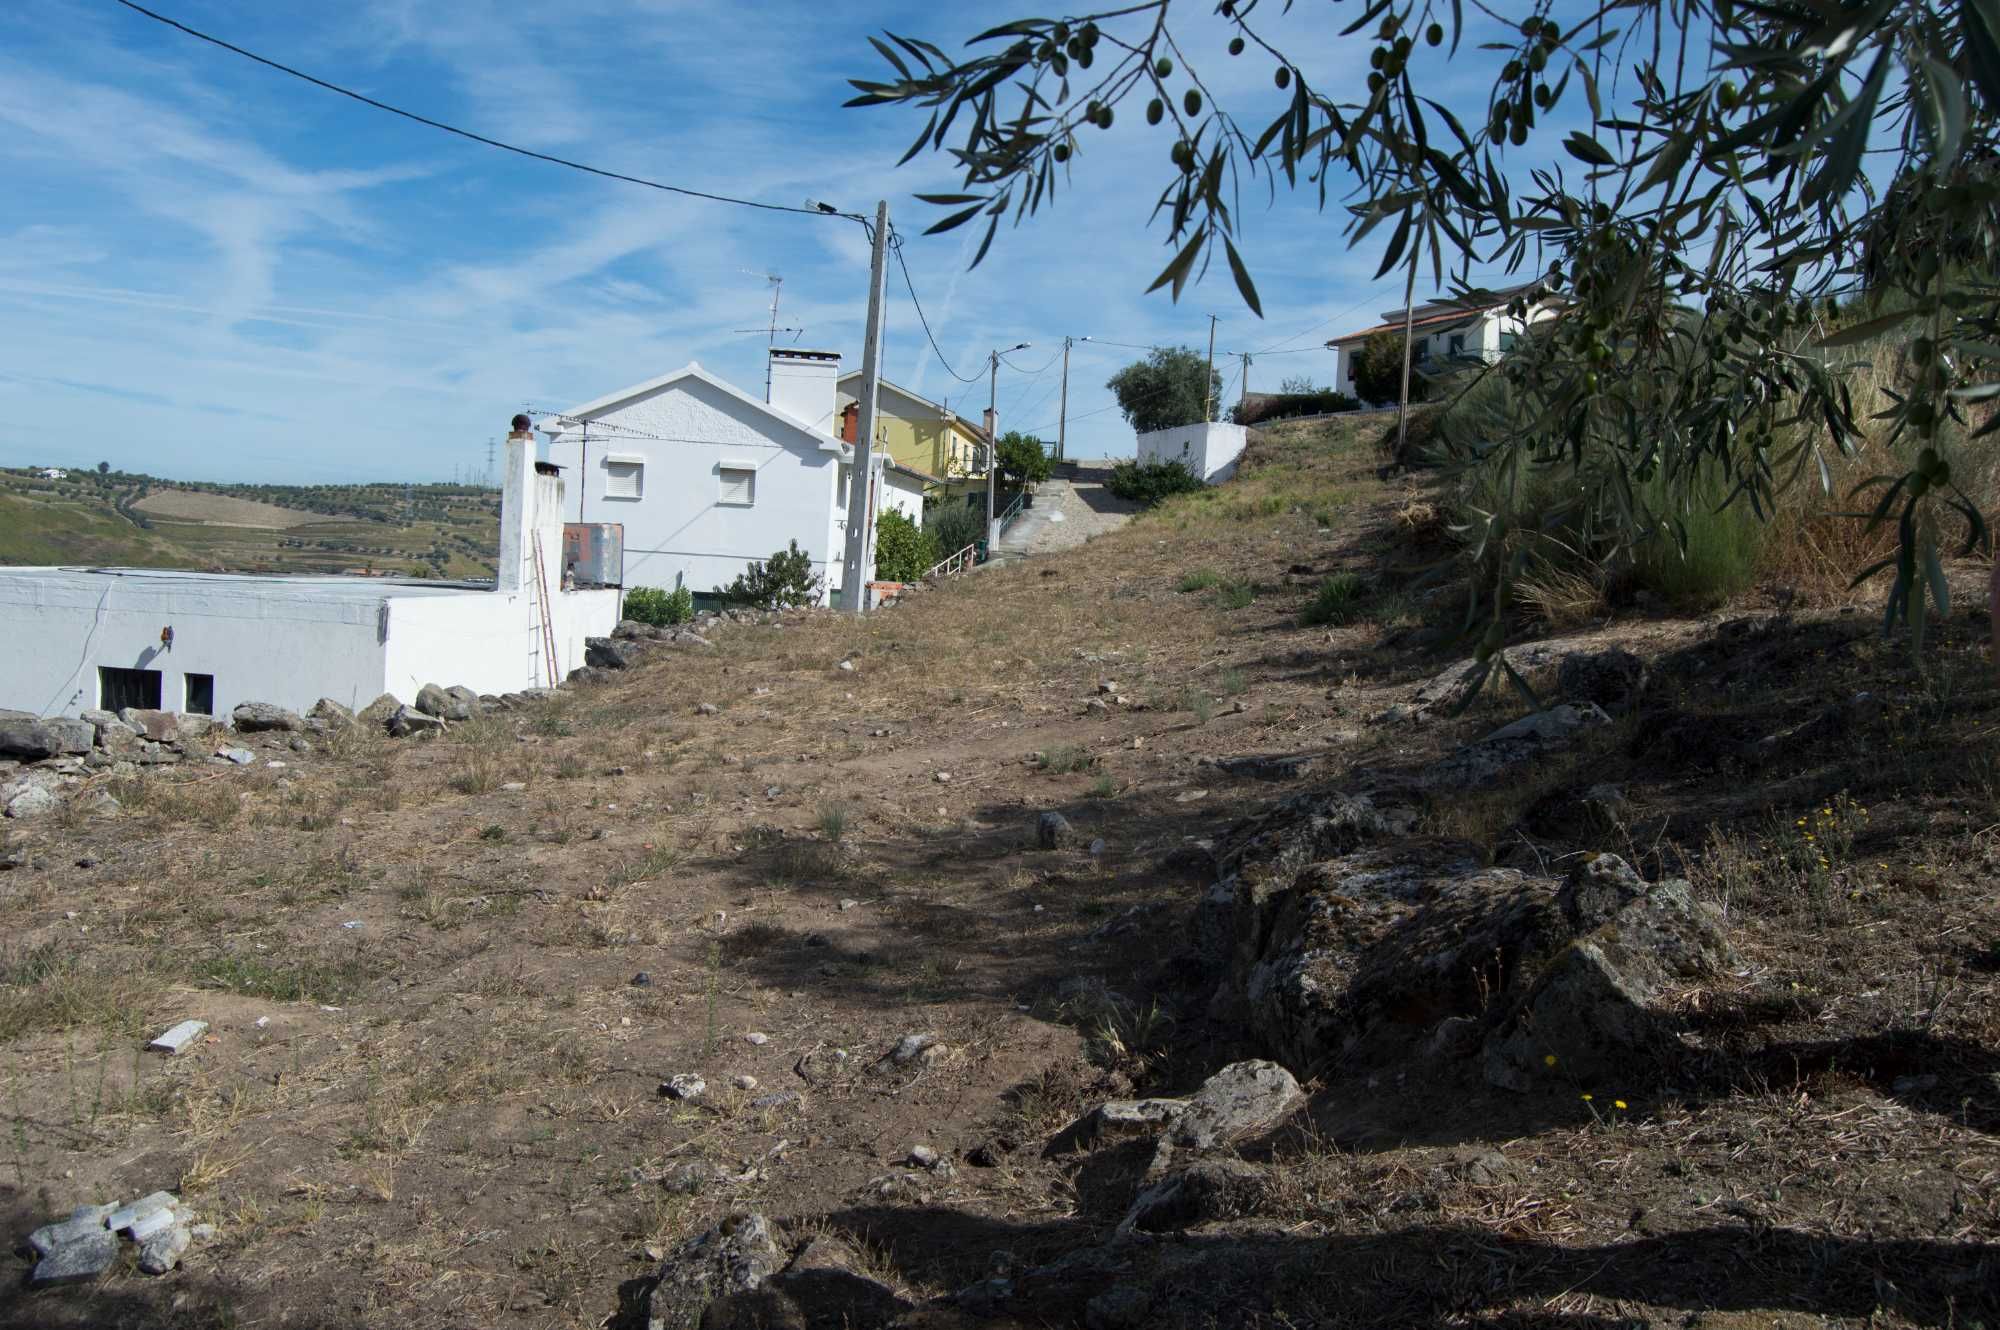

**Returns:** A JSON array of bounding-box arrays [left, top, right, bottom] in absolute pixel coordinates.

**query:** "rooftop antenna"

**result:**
[[739, 269, 799, 398]]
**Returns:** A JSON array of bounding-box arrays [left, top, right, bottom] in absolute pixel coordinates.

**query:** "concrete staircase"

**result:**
[[984, 461, 1141, 566]]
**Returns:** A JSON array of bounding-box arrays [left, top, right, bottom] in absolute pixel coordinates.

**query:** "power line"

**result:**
[[887, 234, 981, 384], [112, 0, 863, 223]]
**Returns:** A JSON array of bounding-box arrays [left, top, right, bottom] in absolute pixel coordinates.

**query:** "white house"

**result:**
[[0, 425, 619, 718], [1135, 422, 1249, 484], [1327, 282, 1563, 404], [38, 468, 67, 480], [540, 350, 922, 606]]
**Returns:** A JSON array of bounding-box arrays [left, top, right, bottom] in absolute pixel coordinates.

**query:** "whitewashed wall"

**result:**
[[1135, 423, 1249, 484], [383, 587, 618, 699], [0, 570, 391, 717], [546, 374, 843, 602]]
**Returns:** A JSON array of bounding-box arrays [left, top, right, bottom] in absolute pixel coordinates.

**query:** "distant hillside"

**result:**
[[0, 468, 500, 579]]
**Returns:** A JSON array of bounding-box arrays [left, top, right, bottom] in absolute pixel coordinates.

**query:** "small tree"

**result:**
[[720, 541, 824, 609], [1106, 347, 1221, 433], [925, 503, 984, 558], [96, 461, 109, 475], [994, 431, 1051, 485], [1351, 332, 1425, 407], [874, 510, 940, 582], [1278, 375, 1319, 395]]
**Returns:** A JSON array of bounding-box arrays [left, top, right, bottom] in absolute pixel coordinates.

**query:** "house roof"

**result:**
[[538, 362, 842, 452], [1326, 281, 1557, 347], [885, 459, 944, 487], [835, 373, 992, 443]]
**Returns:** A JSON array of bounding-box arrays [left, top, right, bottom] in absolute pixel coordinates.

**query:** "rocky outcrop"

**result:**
[[231, 702, 302, 733], [1200, 781, 1738, 1093], [645, 1217, 908, 1330]]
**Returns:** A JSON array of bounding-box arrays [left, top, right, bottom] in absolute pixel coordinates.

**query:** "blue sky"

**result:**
[[0, 1, 1580, 483]]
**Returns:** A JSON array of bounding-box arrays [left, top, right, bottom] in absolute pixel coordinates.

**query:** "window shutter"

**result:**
[[605, 460, 643, 499], [719, 467, 755, 505]]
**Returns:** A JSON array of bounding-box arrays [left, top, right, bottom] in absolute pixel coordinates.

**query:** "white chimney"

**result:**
[[497, 417, 536, 594], [768, 348, 841, 435]]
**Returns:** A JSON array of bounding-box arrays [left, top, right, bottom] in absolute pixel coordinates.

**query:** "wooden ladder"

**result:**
[[531, 539, 561, 686]]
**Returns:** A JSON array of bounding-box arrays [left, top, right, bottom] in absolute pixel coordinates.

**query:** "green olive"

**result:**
[[1053, 143, 1071, 163], [1184, 89, 1203, 115], [1276, 65, 1292, 89], [1147, 98, 1164, 125], [1229, 35, 1245, 55], [1155, 57, 1173, 78], [1427, 23, 1444, 46]]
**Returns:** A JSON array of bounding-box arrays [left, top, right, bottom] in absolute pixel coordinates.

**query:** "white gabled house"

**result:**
[[540, 349, 922, 607], [1326, 281, 1564, 405]]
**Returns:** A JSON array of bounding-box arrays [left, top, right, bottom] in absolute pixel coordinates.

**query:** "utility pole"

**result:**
[[987, 341, 1029, 551], [1055, 335, 1072, 464], [1204, 314, 1219, 423], [840, 201, 890, 616], [1238, 351, 1252, 415], [1394, 249, 1420, 463], [485, 438, 496, 489]]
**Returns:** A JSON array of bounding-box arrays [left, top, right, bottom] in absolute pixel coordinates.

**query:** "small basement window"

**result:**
[[99, 666, 161, 712], [719, 466, 756, 506], [604, 457, 644, 500], [184, 673, 214, 715]]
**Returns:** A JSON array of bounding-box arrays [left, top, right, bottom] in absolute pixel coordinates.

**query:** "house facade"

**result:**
[[1327, 283, 1563, 405], [540, 351, 916, 606], [835, 373, 989, 499], [0, 427, 619, 717]]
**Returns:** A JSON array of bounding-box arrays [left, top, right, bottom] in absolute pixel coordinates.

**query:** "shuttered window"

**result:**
[[604, 459, 643, 500], [719, 466, 756, 506]]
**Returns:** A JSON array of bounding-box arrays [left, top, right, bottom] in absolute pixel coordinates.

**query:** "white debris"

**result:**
[[148, 1020, 207, 1054]]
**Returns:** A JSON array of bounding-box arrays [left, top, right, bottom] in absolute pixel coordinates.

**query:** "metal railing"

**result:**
[[996, 490, 1028, 536], [923, 543, 979, 579]]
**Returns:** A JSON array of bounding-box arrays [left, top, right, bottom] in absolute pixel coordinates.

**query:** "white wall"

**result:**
[[382, 587, 618, 699], [547, 374, 843, 603], [768, 349, 841, 437], [0, 570, 390, 718], [1135, 423, 1248, 484]]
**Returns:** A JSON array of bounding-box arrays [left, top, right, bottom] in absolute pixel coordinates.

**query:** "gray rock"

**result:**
[[612, 619, 661, 640], [887, 1032, 943, 1064], [1164, 1060, 1304, 1155], [647, 1213, 785, 1330], [387, 706, 445, 738], [1089, 1098, 1189, 1143], [1123, 1157, 1268, 1232], [28, 1203, 117, 1257], [568, 664, 616, 686], [106, 1191, 178, 1237], [356, 693, 402, 727], [3, 783, 58, 819], [308, 698, 355, 728], [1557, 647, 1647, 711], [116, 707, 178, 742], [414, 682, 472, 721], [44, 718, 93, 755], [1480, 701, 1614, 747], [231, 702, 302, 733], [216, 746, 255, 766], [661, 1073, 707, 1101], [1036, 811, 1074, 850], [137, 1222, 191, 1274], [749, 1092, 801, 1111], [0, 717, 58, 760], [585, 637, 639, 670], [695, 702, 720, 716], [660, 1159, 730, 1195], [174, 713, 214, 742], [30, 1226, 118, 1286], [72, 789, 120, 819]]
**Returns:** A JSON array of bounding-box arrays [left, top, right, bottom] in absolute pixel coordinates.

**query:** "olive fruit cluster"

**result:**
[[1489, 15, 1563, 146]]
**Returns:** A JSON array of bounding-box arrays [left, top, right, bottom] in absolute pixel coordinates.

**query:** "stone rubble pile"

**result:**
[[26, 1191, 209, 1285]]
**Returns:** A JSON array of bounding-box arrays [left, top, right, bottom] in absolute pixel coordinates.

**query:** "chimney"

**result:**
[[841, 401, 859, 443], [497, 415, 536, 594], [767, 348, 841, 435]]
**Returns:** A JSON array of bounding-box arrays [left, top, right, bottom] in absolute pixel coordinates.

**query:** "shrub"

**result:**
[[925, 503, 985, 559], [720, 541, 824, 609], [1177, 568, 1222, 592], [1300, 572, 1363, 625], [1232, 388, 1364, 426], [1106, 459, 1205, 506], [1107, 347, 1221, 433], [995, 432, 1052, 485], [1216, 581, 1256, 610], [624, 584, 693, 626], [874, 510, 940, 582]]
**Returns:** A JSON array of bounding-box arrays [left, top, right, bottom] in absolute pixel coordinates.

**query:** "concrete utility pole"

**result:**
[[1204, 314, 1219, 422], [1238, 351, 1252, 415], [1394, 249, 1420, 462], [841, 201, 891, 616], [1055, 335, 1073, 463], [987, 341, 1029, 550]]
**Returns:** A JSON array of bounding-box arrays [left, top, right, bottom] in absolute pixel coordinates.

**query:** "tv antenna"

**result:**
[[739, 270, 803, 396]]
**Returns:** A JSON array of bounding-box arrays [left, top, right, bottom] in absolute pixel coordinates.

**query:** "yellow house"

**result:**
[[836, 374, 989, 500]]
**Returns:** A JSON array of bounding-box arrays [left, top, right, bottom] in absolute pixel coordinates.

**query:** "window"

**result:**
[[1499, 331, 1520, 353], [604, 458, 643, 500], [99, 666, 160, 712], [184, 673, 214, 716], [1448, 333, 1466, 357], [719, 466, 756, 506], [1182, 441, 1191, 455]]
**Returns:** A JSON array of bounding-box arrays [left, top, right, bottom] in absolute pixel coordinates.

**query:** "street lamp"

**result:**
[[988, 342, 1030, 550]]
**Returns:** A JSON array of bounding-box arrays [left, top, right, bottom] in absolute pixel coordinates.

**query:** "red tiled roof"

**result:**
[[1327, 308, 1483, 346]]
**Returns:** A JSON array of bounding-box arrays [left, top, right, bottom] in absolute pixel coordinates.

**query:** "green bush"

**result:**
[[1299, 572, 1363, 625], [1106, 459, 1206, 506], [1232, 388, 1364, 425], [925, 503, 985, 558], [995, 431, 1052, 485], [623, 584, 694, 626], [874, 509, 940, 582], [1177, 568, 1222, 592], [720, 541, 824, 609], [1216, 581, 1256, 610]]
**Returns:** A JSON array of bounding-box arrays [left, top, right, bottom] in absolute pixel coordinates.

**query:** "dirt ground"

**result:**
[[0, 420, 1994, 1328]]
